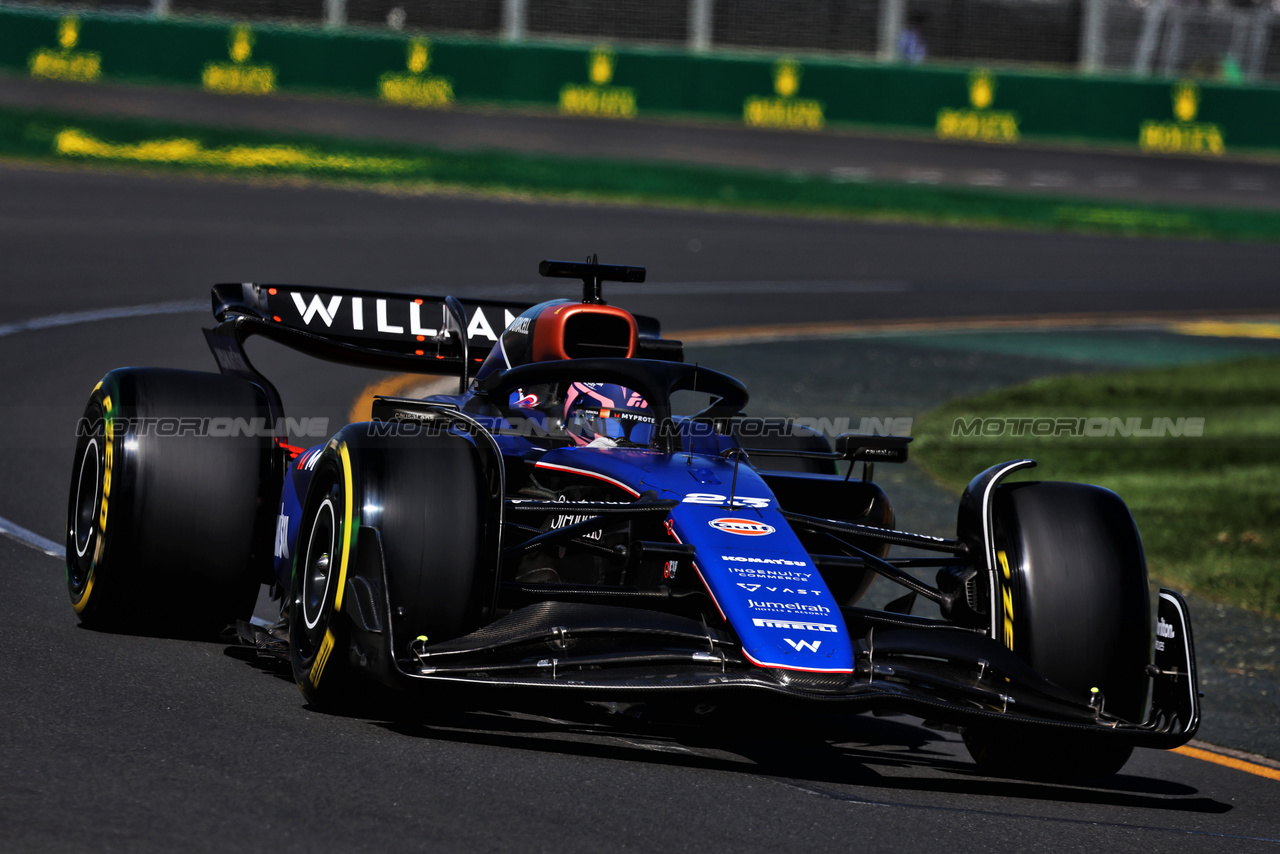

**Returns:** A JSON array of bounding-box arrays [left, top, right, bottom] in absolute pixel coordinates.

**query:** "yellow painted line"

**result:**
[[55, 128, 420, 174], [1171, 320, 1280, 340], [1174, 745, 1280, 782]]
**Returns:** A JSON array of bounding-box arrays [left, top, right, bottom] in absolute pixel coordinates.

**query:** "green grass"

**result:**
[[912, 355, 1280, 616], [4, 104, 1280, 241]]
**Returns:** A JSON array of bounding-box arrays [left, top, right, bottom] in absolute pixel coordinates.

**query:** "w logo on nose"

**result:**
[[784, 638, 821, 653]]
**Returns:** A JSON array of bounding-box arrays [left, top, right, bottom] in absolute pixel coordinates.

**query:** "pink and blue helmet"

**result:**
[[562, 382, 654, 446]]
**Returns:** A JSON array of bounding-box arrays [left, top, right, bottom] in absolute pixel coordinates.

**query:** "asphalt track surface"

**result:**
[[3, 162, 1280, 851], [7, 72, 1280, 211]]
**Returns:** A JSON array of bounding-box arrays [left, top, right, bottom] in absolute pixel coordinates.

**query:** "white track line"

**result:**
[[0, 516, 63, 558], [0, 299, 204, 339], [0, 298, 206, 558]]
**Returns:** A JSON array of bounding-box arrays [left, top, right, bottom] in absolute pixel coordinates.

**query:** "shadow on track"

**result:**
[[223, 658, 1228, 818]]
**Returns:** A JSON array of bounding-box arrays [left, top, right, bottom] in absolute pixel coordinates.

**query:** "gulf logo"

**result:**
[[709, 517, 776, 536]]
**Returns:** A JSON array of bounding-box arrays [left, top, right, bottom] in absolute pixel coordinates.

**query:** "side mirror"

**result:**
[[834, 434, 913, 464]]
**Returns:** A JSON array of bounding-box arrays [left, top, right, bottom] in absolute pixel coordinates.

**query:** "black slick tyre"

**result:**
[[289, 425, 490, 708], [65, 368, 275, 637], [962, 481, 1151, 782]]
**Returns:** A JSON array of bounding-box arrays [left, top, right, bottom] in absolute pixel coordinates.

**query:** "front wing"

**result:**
[[370, 587, 1200, 749]]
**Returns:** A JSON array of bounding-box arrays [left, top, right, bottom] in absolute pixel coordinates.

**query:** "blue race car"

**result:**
[[65, 258, 1200, 782]]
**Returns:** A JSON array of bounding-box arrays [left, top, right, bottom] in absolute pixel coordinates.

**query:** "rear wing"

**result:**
[[208, 282, 535, 374], [203, 277, 678, 424]]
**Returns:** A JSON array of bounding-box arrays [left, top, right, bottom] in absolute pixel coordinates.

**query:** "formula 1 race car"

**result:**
[[65, 258, 1200, 782]]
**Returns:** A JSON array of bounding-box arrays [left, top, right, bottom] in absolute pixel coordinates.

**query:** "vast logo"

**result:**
[[709, 517, 775, 536], [737, 583, 818, 595]]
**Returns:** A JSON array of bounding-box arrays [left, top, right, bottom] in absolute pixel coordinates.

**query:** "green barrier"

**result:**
[[1, 4, 1277, 155]]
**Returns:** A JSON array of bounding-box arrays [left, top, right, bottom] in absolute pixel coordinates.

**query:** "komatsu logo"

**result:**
[[720, 555, 806, 566]]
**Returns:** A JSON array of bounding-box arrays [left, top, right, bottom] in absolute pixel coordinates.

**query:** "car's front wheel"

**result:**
[[962, 481, 1151, 782], [289, 425, 492, 708]]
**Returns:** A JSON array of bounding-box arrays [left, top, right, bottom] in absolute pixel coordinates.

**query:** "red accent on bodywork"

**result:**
[[530, 303, 638, 362], [532, 461, 641, 497], [276, 439, 306, 459], [666, 520, 727, 623]]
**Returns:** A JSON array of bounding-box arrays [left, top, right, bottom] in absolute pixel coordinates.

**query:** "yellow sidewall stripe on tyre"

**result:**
[[996, 549, 1013, 651], [335, 441, 353, 615], [72, 568, 96, 613], [310, 441, 354, 689], [74, 392, 111, 614], [313, 629, 336, 684]]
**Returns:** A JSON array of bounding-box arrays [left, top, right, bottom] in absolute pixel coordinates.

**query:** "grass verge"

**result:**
[[912, 355, 1280, 616], [2, 105, 1280, 241]]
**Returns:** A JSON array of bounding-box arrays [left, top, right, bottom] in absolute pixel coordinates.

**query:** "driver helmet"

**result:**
[[563, 382, 654, 447]]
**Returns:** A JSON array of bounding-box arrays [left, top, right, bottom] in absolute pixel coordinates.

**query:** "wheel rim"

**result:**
[[302, 497, 337, 631], [72, 437, 101, 562]]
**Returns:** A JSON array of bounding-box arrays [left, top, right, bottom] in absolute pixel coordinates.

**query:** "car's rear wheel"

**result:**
[[962, 481, 1151, 782], [65, 368, 275, 638], [289, 426, 491, 708]]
